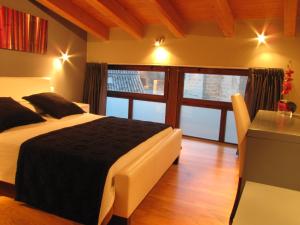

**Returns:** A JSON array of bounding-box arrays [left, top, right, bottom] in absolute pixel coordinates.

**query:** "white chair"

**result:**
[[231, 93, 250, 178], [229, 93, 251, 224]]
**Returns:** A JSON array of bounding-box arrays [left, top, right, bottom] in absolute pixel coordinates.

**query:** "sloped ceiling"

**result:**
[[37, 0, 299, 39]]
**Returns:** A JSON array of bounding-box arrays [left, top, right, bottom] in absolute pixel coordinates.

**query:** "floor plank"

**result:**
[[131, 137, 239, 225]]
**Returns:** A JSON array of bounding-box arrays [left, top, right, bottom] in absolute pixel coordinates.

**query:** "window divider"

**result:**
[[128, 98, 133, 119]]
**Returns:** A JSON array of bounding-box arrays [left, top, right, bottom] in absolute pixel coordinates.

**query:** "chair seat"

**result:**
[[0, 196, 81, 225]]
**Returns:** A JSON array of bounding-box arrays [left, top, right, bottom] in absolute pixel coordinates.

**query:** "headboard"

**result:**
[[0, 77, 52, 100]]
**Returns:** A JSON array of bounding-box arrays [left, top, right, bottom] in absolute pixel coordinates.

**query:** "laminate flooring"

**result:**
[[131, 137, 239, 225]]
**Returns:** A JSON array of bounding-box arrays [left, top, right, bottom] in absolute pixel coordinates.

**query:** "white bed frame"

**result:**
[[0, 77, 182, 225]]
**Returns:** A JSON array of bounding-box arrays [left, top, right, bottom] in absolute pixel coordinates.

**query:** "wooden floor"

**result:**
[[131, 137, 239, 225]]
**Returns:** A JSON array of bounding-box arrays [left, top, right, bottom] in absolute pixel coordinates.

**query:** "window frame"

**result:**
[[107, 65, 170, 121], [177, 67, 250, 143], [106, 64, 250, 144]]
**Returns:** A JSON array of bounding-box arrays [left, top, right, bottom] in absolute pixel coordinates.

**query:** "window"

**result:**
[[180, 106, 221, 140], [105, 65, 249, 144], [106, 97, 129, 118], [183, 73, 247, 101], [108, 70, 165, 95], [106, 65, 167, 123], [133, 100, 166, 123], [178, 69, 248, 143]]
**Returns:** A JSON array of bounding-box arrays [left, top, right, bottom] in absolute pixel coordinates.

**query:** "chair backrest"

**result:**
[[231, 93, 251, 177]]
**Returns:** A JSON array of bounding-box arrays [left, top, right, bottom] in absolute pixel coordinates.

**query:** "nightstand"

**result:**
[[75, 102, 90, 113]]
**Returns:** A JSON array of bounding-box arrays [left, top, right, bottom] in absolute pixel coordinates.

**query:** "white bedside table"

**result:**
[[75, 102, 90, 113]]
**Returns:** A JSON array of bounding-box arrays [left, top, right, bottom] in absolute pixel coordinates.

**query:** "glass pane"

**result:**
[[183, 73, 248, 102], [106, 97, 128, 118], [180, 106, 221, 140], [108, 70, 165, 95], [225, 111, 238, 144], [133, 100, 166, 123]]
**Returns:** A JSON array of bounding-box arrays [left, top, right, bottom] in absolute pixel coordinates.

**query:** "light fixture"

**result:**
[[257, 33, 266, 44], [153, 47, 169, 64], [61, 52, 69, 62], [53, 58, 62, 70], [154, 36, 165, 47]]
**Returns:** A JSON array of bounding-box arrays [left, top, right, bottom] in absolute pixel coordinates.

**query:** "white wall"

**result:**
[[87, 20, 300, 112], [0, 0, 87, 101]]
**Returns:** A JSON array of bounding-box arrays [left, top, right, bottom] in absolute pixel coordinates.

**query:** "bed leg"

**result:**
[[173, 156, 180, 165], [108, 215, 131, 225]]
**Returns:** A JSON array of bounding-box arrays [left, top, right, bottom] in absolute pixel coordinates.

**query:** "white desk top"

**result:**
[[233, 181, 300, 225], [248, 110, 300, 144]]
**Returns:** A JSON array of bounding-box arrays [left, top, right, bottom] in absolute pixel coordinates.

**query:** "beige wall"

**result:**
[[87, 20, 300, 112], [0, 0, 87, 101]]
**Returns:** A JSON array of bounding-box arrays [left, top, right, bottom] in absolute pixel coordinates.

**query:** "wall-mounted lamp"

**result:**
[[257, 33, 266, 44], [61, 52, 70, 62], [154, 36, 165, 47], [53, 51, 70, 71], [53, 58, 62, 70]]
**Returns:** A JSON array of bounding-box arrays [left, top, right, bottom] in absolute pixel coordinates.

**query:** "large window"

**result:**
[[105, 65, 249, 144], [106, 65, 167, 123], [183, 73, 247, 101], [178, 69, 248, 144], [108, 70, 165, 95]]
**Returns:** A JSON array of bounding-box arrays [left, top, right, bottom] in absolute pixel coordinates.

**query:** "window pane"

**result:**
[[180, 106, 221, 140], [106, 97, 128, 118], [183, 73, 248, 102], [108, 70, 165, 95], [225, 111, 238, 144], [133, 100, 166, 123]]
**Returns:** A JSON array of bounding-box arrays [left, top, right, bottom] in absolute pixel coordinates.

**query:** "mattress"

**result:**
[[0, 113, 173, 223]]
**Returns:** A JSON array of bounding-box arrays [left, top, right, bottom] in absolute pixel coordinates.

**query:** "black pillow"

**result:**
[[0, 97, 45, 132], [23, 92, 84, 119]]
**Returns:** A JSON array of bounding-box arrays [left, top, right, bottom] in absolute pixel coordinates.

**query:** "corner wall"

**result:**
[[0, 0, 87, 101], [87, 20, 300, 112]]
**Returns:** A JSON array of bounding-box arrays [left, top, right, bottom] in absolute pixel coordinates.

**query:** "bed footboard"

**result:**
[[113, 129, 182, 218]]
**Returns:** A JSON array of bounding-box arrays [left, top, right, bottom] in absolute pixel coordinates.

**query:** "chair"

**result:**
[[231, 93, 250, 177], [229, 93, 251, 224]]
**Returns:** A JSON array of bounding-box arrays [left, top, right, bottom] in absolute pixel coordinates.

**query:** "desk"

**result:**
[[233, 181, 300, 225], [243, 110, 300, 191]]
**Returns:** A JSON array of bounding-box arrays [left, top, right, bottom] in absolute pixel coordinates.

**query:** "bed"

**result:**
[[0, 77, 182, 225]]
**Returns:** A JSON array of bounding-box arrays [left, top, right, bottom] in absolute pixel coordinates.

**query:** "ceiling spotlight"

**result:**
[[257, 33, 266, 44], [154, 36, 165, 47]]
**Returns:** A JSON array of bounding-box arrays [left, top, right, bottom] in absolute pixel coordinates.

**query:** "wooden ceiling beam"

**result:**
[[211, 0, 235, 37], [150, 0, 186, 38], [37, 0, 109, 40], [283, 0, 298, 37], [84, 0, 144, 39]]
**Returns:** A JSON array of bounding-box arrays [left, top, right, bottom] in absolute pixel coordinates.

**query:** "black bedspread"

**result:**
[[15, 117, 169, 225]]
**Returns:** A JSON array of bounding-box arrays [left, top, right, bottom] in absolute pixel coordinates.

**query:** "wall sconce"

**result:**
[[61, 52, 70, 62], [53, 51, 70, 70], [154, 36, 165, 47], [257, 33, 266, 44], [53, 58, 62, 70]]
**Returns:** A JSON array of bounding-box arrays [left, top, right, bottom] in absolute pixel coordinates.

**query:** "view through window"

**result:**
[[108, 70, 165, 95], [106, 65, 249, 144], [180, 73, 248, 143], [106, 67, 167, 124]]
